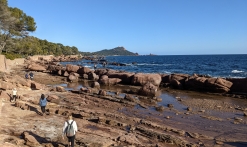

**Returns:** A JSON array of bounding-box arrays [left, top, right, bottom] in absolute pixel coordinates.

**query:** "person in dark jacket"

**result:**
[[94, 63, 97, 70], [39, 94, 47, 115], [29, 72, 34, 80]]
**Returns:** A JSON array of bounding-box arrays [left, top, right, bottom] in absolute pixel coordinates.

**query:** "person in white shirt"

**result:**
[[12, 88, 17, 102], [62, 114, 78, 147]]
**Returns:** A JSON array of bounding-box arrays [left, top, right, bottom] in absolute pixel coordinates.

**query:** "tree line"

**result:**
[[0, 0, 79, 59]]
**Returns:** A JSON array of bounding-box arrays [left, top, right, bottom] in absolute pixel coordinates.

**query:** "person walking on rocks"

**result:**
[[62, 114, 78, 147], [39, 94, 47, 115], [103, 61, 106, 68], [11, 88, 17, 102], [94, 63, 97, 70]]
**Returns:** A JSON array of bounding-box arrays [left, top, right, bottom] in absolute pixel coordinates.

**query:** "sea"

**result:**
[[61, 54, 247, 78]]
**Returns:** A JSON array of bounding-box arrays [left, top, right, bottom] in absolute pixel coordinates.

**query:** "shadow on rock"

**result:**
[[224, 142, 247, 147], [23, 131, 66, 147], [29, 105, 43, 116]]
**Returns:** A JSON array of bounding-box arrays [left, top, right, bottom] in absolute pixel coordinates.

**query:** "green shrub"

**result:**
[[2, 53, 23, 60]]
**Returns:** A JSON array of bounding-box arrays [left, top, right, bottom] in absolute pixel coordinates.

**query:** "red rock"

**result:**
[[131, 73, 161, 86]]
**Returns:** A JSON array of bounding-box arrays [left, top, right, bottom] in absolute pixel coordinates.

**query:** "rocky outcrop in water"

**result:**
[[25, 55, 247, 96], [162, 73, 234, 93]]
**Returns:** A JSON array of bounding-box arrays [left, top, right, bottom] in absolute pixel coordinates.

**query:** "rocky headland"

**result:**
[[0, 55, 247, 147]]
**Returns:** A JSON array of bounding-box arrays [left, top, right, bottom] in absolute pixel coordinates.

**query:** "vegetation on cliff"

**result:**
[[79, 46, 138, 56], [0, 0, 79, 58]]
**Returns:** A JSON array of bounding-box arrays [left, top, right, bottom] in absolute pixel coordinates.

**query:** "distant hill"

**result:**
[[80, 47, 138, 56]]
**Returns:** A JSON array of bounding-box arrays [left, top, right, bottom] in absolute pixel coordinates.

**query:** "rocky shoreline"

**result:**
[[0, 55, 247, 147]]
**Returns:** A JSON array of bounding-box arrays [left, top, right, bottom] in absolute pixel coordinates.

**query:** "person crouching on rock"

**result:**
[[39, 94, 47, 115], [29, 71, 34, 80], [25, 72, 29, 79], [11, 88, 17, 102]]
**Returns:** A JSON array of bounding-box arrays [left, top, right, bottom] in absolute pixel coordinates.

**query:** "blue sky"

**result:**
[[8, 0, 247, 55]]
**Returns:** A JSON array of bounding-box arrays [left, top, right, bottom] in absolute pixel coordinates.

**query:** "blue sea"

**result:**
[[62, 54, 247, 78]]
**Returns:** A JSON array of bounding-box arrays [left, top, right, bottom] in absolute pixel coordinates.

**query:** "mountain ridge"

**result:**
[[79, 47, 138, 56]]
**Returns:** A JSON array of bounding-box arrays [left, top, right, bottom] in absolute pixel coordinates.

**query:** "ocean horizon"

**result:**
[[61, 54, 247, 78]]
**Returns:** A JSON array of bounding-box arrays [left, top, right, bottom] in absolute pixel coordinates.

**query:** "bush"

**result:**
[[2, 53, 23, 60]]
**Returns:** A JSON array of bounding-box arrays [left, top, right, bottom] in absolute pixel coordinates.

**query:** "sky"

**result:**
[[8, 0, 247, 55]]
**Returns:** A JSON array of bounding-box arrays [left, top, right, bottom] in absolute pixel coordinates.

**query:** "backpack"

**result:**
[[66, 121, 74, 137]]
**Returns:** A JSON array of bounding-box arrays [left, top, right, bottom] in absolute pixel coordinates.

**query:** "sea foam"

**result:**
[[231, 70, 244, 73]]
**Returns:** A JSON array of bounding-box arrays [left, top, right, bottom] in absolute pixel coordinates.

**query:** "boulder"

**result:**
[[170, 74, 189, 86], [215, 78, 233, 89], [161, 74, 170, 83], [99, 75, 109, 85], [205, 78, 232, 93], [94, 69, 108, 77], [66, 64, 80, 73], [107, 72, 134, 84], [88, 72, 99, 81], [68, 72, 78, 82], [47, 64, 64, 73], [77, 66, 91, 74], [98, 89, 107, 96], [227, 78, 247, 94], [138, 82, 158, 96], [28, 63, 47, 71], [99, 75, 121, 85], [170, 79, 183, 89], [58, 69, 63, 75], [23, 132, 40, 146], [91, 82, 100, 89], [56, 86, 66, 92], [131, 73, 161, 86], [82, 74, 88, 79], [47, 95, 59, 102], [31, 82, 43, 90], [185, 76, 207, 90], [108, 78, 122, 85], [63, 71, 69, 77]]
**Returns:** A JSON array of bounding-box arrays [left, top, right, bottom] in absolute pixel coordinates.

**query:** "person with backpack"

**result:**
[[11, 88, 17, 102], [39, 94, 47, 115], [62, 114, 78, 147]]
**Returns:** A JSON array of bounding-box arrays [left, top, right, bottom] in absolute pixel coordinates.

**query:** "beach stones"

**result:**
[[156, 106, 165, 111], [187, 107, 192, 111], [167, 104, 174, 108]]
